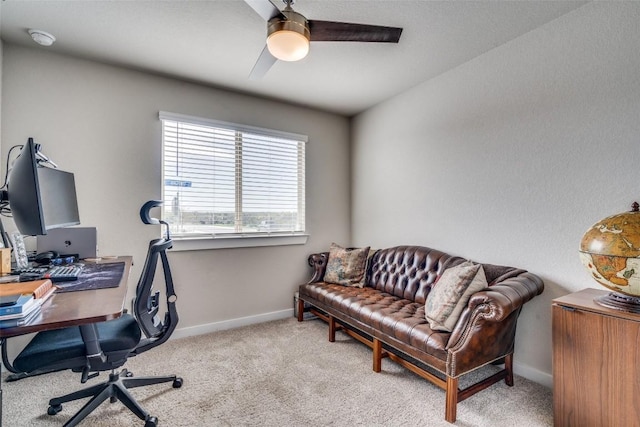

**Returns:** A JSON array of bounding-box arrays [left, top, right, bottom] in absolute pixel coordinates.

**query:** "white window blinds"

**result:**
[[160, 112, 306, 238]]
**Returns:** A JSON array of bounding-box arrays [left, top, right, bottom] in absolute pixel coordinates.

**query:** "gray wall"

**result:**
[[351, 2, 640, 385], [1, 45, 350, 332]]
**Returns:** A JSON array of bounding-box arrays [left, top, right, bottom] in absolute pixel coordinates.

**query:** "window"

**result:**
[[160, 112, 307, 246]]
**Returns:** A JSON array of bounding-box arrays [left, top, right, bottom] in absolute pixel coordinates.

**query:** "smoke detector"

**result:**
[[28, 29, 56, 47]]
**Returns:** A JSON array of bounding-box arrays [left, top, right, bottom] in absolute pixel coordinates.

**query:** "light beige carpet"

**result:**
[[2, 318, 552, 426]]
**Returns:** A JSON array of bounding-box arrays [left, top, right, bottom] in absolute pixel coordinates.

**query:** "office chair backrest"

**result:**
[[132, 201, 178, 355]]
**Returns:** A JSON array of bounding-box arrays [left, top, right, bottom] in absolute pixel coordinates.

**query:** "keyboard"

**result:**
[[14, 267, 48, 275], [14, 267, 48, 282], [42, 265, 84, 282], [15, 265, 84, 283]]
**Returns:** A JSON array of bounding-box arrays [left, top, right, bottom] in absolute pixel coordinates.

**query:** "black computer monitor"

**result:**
[[6, 138, 80, 236]]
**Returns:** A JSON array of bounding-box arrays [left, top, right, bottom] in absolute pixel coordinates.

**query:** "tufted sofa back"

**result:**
[[367, 246, 465, 304], [365, 245, 527, 305]]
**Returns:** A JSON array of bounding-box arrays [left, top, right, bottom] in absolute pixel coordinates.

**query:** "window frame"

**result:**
[[159, 111, 308, 251]]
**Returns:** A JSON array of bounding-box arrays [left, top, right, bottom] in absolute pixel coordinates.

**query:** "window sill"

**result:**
[[170, 234, 309, 251]]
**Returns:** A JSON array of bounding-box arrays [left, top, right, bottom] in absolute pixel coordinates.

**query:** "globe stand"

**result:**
[[594, 292, 640, 314]]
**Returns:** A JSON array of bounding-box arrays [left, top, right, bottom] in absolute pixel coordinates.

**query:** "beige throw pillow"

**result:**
[[425, 261, 488, 332], [324, 243, 371, 287]]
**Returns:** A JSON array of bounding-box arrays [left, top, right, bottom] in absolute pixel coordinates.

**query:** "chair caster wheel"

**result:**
[[145, 415, 158, 427], [48, 404, 63, 415], [173, 377, 183, 388]]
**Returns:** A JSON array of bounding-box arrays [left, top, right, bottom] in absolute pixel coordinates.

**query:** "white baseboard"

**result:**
[[170, 308, 294, 340], [514, 361, 552, 389]]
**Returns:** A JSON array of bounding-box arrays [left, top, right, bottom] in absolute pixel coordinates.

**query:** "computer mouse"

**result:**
[[34, 251, 59, 265]]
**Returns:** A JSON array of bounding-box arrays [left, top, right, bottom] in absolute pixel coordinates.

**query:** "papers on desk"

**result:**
[[0, 279, 55, 327]]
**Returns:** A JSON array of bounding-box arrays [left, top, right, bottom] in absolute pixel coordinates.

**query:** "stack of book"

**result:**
[[0, 279, 55, 328]]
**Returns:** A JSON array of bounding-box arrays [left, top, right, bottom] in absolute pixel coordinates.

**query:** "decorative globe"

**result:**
[[579, 202, 640, 304]]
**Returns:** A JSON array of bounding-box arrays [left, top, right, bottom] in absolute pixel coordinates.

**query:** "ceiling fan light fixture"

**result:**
[[267, 10, 310, 62], [267, 30, 309, 61]]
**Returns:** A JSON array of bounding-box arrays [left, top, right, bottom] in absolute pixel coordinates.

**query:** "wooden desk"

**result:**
[[0, 257, 131, 338], [0, 256, 131, 426]]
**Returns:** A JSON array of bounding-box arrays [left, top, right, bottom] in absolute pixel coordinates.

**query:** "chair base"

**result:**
[[48, 368, 182, 427]]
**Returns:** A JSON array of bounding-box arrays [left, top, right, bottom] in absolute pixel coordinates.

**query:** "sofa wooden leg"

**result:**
[[504, 353, 514, 387], [297, 297, 305, 322], [372, 338, 382, 373], [445, 376, 458, 423], [328, 316, 336, 342]]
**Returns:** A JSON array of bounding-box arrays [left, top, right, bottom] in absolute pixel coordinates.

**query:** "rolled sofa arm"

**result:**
[[445, 272, 544, 375], [466, 272, 544, 322], [307, 252, 329, 283]]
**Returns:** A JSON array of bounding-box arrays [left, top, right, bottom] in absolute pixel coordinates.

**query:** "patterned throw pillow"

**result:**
[[324, 243, 371, 287], [425, 261, 488, 332]]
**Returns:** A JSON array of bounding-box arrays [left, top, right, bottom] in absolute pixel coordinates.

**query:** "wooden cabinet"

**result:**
[[553, 288, 640, 427]]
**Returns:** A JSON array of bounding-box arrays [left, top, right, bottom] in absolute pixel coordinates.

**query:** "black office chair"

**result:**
[[1, 200, 181, 427]]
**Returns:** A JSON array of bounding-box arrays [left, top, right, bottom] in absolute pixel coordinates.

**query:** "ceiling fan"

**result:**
[[244, 0, 403, 79]]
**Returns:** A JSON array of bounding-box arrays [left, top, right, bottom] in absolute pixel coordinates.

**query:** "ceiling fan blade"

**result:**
[[308, 20, 402, 43], [244, 0, 286, 21], [249, 45, 278, 79]]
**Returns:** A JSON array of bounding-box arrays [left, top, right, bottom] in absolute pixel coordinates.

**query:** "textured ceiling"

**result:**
[[0, 0, 587, 116]]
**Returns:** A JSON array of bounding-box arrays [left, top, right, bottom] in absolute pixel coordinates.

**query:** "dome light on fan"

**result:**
[[267, 30, 309, 62], [266, 8, 310, 62]]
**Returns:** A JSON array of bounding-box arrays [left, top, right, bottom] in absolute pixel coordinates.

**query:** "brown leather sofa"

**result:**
[[296, 245, 544, 423]]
